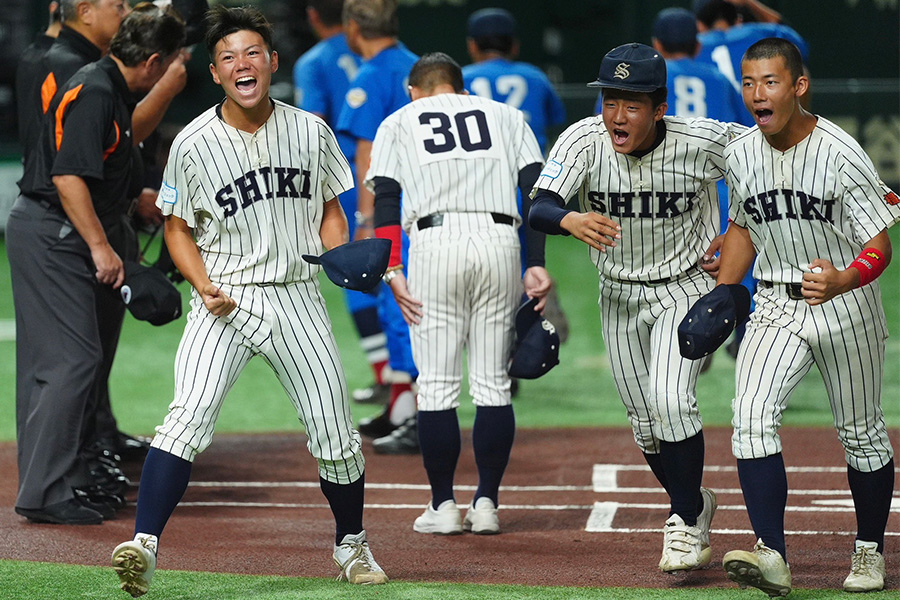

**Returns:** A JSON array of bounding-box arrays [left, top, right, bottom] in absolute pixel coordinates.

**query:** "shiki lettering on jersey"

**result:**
[[215, 166, 313, 217], [587, 190, 698, 218], [740, 188, 836, 225]]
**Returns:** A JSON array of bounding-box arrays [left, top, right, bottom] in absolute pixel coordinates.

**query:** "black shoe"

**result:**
[[357, 407, 396, 439], [74, 484, 126, 510], [372, 417, 420, 455], [72, 488, 118, 520], [87, 459, 131, 497], [115, 432, 152, 461], [352, 383, 391, 404], [16, 499, 104, 525]]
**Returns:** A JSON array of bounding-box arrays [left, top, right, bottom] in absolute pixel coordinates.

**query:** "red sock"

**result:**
[[371, 360, 388, 385]]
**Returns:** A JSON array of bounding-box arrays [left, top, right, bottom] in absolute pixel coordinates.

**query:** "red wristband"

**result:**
[[848, 247, 886, 287], [375, 224, 403, 268]]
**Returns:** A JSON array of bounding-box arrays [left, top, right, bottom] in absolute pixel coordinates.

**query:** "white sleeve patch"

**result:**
[[159, 182, 178, 205], [346, 87, 367, 109], [540, 160, 563, 180]]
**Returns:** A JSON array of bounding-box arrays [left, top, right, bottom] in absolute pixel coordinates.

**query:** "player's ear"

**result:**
[[654, 101, 668, 121], [209, 62, 221, 86], [270, 50, 279, 74], [794, 74, 809, 99]]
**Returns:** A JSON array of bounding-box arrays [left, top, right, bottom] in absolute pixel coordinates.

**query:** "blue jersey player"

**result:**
[[337, 0, 419, 454], [293, 0, 393, 406]]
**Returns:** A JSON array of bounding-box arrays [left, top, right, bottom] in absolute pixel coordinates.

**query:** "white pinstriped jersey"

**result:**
[[534, 115, 746, 281], [726, 117, 900, 283], [365, 94, 543, 230], [157, 99, 353, 285]]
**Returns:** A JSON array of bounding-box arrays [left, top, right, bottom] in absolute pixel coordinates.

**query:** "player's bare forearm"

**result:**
[[803, 229, 892, 305], [320, 197, 349, 251], [164, 215, 236, 316], [354, 140, 374, 240], [559, 211, 621, 252], [54, 174, 124, 288], [523, 266, 552, 311], [716, 223, 755, 286], [388, 273, 423, 325]]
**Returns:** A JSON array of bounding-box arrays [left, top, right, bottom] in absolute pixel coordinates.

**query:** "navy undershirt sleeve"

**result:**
[[529, 189, 572, 236]]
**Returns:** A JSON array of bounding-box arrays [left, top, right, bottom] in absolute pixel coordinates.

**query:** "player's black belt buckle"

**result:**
[[760, 280, 804, 300], [417, 212, 515, 230]]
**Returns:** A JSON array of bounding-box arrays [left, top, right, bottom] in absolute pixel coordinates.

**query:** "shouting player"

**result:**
[[110, 6, 386, 596], [717, 38, 897, 596], [530, 43, 745, 573], [368, 53, 549, 534]]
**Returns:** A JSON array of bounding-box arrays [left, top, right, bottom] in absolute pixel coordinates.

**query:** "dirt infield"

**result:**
[[1, 427, 898, 591]]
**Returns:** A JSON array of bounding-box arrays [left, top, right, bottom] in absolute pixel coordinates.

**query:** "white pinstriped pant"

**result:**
[[732, 283, 894, 472], [151, 279, 364, 484], [407, 213, 521, 411], [599, 267, 715, 452]]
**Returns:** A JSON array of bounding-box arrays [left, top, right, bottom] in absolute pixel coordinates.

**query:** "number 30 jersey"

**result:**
[[365, 94, 543, 231]]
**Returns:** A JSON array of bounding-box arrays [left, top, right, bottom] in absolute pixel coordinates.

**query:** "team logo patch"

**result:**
[[346, 87, 367, 109], [614, 62, 630, 80], [159, 182, 177, 205], [540, 160, 564, 180], [885, 190, 900, 206]]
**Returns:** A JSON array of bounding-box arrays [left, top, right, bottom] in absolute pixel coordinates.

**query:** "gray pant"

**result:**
[[7, 196, 105, 508]]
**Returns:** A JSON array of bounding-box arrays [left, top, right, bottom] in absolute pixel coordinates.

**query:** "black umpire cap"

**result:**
[[509, 296, 560, 379], [588, 42, 667, 92], [467, 8, 516, 38], [302, 238, 391, 293], [120, 261, 183, 326], [678, 284, 751, 360]]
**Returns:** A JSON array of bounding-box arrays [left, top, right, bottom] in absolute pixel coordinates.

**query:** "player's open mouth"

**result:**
[[613, 129, 629, 144], [235, 76, 257, 92], [755, 109, 774, 125]]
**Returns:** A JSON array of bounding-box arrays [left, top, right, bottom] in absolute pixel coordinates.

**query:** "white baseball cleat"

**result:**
[[843, 541, 885, 593], [723, 539, 792, 597], [659, 513, 710, 573], [333, 530, 388, 585], [112, 534, 158, 598], [696, 487, 717, 560], [413, 499, 462, 535], [463, 497, 500, 535]]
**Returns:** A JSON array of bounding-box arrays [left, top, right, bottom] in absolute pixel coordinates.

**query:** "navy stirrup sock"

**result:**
[[659, 432, 705, 525], [134, 448, 193, 538], [847, 459, 894, 553], [737, 453, 788, 559], [473, 405, 516, 506], [417, 409, 461, 508], [320, 474, 365, 545]]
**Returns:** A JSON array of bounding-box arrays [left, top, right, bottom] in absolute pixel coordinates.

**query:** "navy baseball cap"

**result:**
[[467, 8, 516, 38], [302, 238, 391, 293], [508, 296, 560, 379], [653, 8, 698, 47], [588, 43, 666, 92], [677, 284, 751, 360], [120, 261, 183, 326]]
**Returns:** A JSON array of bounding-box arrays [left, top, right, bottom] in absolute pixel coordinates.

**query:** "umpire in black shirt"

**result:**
[[7, 4, 185, 525]]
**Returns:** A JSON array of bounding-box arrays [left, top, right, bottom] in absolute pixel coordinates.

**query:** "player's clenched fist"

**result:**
[[200, 283, 236, 317], [559, 211, 621, 252]]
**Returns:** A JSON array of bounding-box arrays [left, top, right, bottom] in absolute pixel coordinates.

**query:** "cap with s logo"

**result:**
[[587, 42, 666, 92]]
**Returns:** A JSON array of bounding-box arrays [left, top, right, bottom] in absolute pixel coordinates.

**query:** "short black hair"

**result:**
[[696, 0, 738, 30], [109, 3, 185, 67], [743, 37, 804, 82], [472, 34, 515, 56], [602, 86, 668, 110], [309, 0, 344, 28], [658, 39, 698, 56], [205, 5, 274, 61], [408, 52, 464, 93]]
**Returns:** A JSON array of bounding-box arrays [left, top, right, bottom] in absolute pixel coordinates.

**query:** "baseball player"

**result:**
[[337, 0, 420, 453], [367, 52, 549, 534], [716, 38, 897, 596], [8, 4, 184, 526], [110, 7, 386, 596], [293, 0, 392, 405], [530, 43, 746, 573]]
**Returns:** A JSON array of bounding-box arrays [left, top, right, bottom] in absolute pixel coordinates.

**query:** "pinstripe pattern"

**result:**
[[367, 94, 542, 410], [535, 115, 746, 281], [726, 117, 900, 472], [151, 101, 363, 484]]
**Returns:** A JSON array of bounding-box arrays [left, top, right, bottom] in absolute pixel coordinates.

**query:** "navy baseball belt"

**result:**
[[759, 280, 804, 300], [416, 212, 515, 230]]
